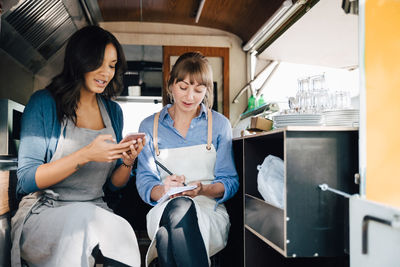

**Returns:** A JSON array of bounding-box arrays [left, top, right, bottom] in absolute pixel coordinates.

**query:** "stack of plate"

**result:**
[[273, 113, 322, 128], [322, 109, 359, 127]]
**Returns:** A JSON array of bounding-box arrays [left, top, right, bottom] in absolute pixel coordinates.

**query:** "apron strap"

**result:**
[[58, 119, 68, 147], [206, 109, 212, 150], [153, 108, 213, 155], [153, 112, 160, 156]]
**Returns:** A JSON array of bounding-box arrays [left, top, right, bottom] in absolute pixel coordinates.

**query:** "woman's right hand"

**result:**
[[163, 174, 186, 194], [150, 174, 186, 202], [35, 134, 133, 189], [84, 134, 133, 163]]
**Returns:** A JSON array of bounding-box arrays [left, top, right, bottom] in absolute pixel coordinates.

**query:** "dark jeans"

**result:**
[[92, 244, 131, 267], [156, 197, 208, 267]]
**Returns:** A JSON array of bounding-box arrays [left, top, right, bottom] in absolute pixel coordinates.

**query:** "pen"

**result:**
[[154, 159, 187, 186]]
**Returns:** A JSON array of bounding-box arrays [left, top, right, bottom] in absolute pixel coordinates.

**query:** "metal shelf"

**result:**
[[235, 128, 359, 258]]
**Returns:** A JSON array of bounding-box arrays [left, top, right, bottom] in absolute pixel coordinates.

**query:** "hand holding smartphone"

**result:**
[[120, 132, 145, 143]]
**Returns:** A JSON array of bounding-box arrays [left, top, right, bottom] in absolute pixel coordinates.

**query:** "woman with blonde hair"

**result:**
[[136, 52, 239, 267]]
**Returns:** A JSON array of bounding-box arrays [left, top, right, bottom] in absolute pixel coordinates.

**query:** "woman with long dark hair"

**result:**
[[11, 26, 143, 267]]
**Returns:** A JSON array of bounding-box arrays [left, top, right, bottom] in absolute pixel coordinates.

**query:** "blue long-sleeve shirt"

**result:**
[[136, 104, 239, 206], [17, 89, 125, 197]]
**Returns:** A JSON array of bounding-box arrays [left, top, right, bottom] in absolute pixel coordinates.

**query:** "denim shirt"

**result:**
[[136, 104, 239, 206]]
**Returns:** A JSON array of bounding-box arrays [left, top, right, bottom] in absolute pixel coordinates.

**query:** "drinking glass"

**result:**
[[296, 77, 311, 113], [333, 90, 351, 110], [310, 74, 326, 112]]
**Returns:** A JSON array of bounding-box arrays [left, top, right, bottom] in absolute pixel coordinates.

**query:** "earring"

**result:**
[[168, 94, 174, 104]]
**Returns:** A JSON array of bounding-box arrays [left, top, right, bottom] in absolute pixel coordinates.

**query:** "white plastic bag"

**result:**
[[257, 155, 284, 208]]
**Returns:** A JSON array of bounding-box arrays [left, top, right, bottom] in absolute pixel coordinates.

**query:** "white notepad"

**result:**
[[157, 185, 198, 204]]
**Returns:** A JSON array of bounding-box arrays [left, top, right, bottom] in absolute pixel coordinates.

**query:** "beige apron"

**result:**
[[145, 109, 230, 266]]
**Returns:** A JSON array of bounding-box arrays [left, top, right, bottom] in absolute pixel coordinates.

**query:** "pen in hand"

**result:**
[[154, 159, 187, 186]]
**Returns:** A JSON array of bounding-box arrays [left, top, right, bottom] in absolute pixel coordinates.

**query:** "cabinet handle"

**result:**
[[318, 183, 351, 198], [362, 214, 400, 254]]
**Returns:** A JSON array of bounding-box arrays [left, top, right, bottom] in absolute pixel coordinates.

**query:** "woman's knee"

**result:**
[[156, 226, 168, 244], [160, 197, 197, 227]]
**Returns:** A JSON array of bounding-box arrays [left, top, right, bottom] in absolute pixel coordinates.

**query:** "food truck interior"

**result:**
[[1, 0, 399, 266]]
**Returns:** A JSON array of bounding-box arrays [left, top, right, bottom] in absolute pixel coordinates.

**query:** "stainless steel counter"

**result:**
[[0, 156, 17, 171]]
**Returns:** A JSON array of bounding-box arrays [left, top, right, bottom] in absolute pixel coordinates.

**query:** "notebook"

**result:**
[[157, 185, 198, 204]]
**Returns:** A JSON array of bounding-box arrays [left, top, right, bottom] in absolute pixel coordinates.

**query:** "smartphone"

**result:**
[[121, 132, 145, 143]]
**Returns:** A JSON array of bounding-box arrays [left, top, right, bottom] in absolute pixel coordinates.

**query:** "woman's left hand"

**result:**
[[182, 181, 203, 198], [122, 137, 146, 166]]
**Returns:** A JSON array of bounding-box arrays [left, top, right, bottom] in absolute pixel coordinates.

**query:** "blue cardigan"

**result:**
[[17, 89, 124, 197]]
